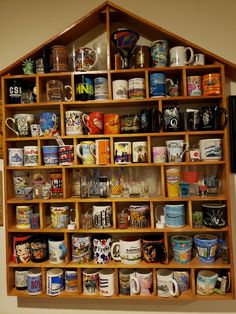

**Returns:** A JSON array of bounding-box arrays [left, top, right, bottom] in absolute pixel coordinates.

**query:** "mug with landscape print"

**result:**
[[199, 138, 222, 160], [166, 139, 189, 162]]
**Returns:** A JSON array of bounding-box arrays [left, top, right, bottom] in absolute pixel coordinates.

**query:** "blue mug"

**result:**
[[42, 145, 59, 165], [39, 112, 59, 136], [156, 204, 185, 227], [194, 234, 218, 263], [149, 73, 166, 97]]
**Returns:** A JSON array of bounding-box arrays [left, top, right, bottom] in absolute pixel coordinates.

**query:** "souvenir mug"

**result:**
[[58, 145, 74, 166], [65, 110, 84, 135], [39, 112, 59, 136], [202, 73, 221, 96], [65, 270, 78, 292], [142, 235, 166, 263], [201, 106, 227, 130], [173, 271, 189, 293], [92, 205, 112, 229], [156, 269, 179, 297], [51, 45, 69, 72], [132, 141, 148, 163], [46, 268, 64, 296], [42, 146, 59, 165], [202, 203, 226, 228], [104, 113, 120, 134], [150, 40, 168, 67], [169, 46, 194, 67], [166, 139, 189, 162], [12, 234, 32, 263], [12, 170, 29, 199], [71, 234, 92, 263], [46, 79, 72, 101], [194, 234, 218, 263], [149, 72, 167, 97], [83, 268, 99, 295], [48, 238, 67, 264], [75, 47, 98, 71], [140, 108, 163, 133], [119, 269, 135, 295], [197, 270, 218, 295], [163, 106, 181, 131], [93, 42, 107, 70], [30, 236, 48, 263], [93, 235, 112, 264], [111, 238, 141, 264], [152, 146, 167, 163], [120, 114, 141, 133], [94, 77, 109, 100], [192, 53, 205, 66], [90, 139, 110, 165], [166, 167, 181, 197], [27, 268, 42, 295], [75, 75, 94, 101], [131, 45, 151, 68], [187, 76, 202, 96], [199, 138, 222, 160], [76, 141, 96, 164], [5, 113, 34, 137], [30, 124, 41, 137], [130, 269, 153, 295], [114, 141, 132, 164], [23, 146, 39, 166], [99, 269, 115, 296], [50, 205, 70, 229], [112, 79, 128, 99], [16, 205, 32, 229], [128, 78, 145, 99], [156, 204, 185, 228], [8, 148, 24, 166], [171, 235, 193, 263], [82, 111, 103, 135]]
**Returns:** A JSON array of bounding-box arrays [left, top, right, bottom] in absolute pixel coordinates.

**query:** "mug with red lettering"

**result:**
[[82, 112, 103, 135]]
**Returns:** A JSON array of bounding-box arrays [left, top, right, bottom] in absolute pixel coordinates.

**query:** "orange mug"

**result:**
[[90, 139, 110, 165], [104, 114, 120, 134], [82, 112, 103, 135]]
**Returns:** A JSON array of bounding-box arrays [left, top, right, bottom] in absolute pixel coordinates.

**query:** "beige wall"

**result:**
[[0, 0, 236, 313]]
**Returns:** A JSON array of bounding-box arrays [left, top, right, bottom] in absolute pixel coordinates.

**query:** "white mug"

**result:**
[[46, 268, 64, 296], [111, 238, 141, 264], [83, 268, 99, 295], [48, 239, 67, 264], [169, 46, 194, 67], [8, 148, 24, 166], [132, 141, 148, 163], [199, 138, 222, 160], [197, 270, 218, 295], [130, 269, 153, 295], [99, 268, 115, 296], [192, 53, 205, 66], [23, 146, 39, 166], [166, 139, 189, 162], [156, 269, 179, 297], [92, 205, 112, 229], [65, 110, 84, 135], [112, 80, 128, 99]]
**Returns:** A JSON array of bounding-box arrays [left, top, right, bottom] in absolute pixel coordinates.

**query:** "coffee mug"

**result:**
[[46, 79, 72, 101], [202, 203, 226, 228], [197, 270, 218, 295], [166, 139, 189, 162], [39, 112, 59, 136], [112, 79, 128, 99], [75, 47, 98, 71], [149, 72, 167, 97], [92, 205, 112, 229], [58, 145, 74, 166], [93, 235, 112, 264], [187, 76, 202, 96], [90, 139, 110, 165], [140, 108, 163, 133], [194, 234, 218, 263], [27, 268, 42, 295], [156, 204, 185, 227], [202, 73, 221, 96], [82, 112, 103, 135], [46, 268, 64, 296], [83, 268, 99, 295], [150, 40, 168, 67], [187, 109, 201, 130], [163, 106, 181, 131], [111, 238, 141, 264], [128, 78, 145, 99], [166, 167, 181, 197], [94, 77, 109, 100], [169, 46, 194, 67], [104, 113, 120, 134], [42, 145, 59, 165], [24, 146, 39, 166], [201, 106, 227, 130], [199, 138, 222, 160], [173, 271, 189, 293], [12, 234, 31, 263], [119, 269, 135, 295], [30, 235, 48, 263], [152, 146, 167, 163], [50, 205, 70, 229], [8, 148, 24, 166], [156, 269, 179, 297], [132, 141, 148, 163], [75, 75, 94, 101], [114, 141, 132, 164], [48, 238, 67, 264], [71, 234, 92, 263], [5, 113, 34, 137], [99, 269, 115, 297], [142, 235, 166, 263], [171, 235, 193, 263], [192, 53, 205, 66], [130, 269, 153, 295], [65, 110, 84, 135], [16, 205, 32, 229], [120, 114, 141, 134], [30, 124, 41, 137], [76, 141, 96, 164]]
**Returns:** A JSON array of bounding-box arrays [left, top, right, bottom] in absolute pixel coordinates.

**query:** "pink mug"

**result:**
[[82, 112, 103, 135]]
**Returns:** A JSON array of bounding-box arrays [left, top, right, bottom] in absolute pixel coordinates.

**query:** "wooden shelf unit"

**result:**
[[1, 1, 235, 300]]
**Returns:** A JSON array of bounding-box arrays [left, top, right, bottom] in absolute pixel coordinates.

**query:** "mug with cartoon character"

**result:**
[[142, 235, 166, 263], [187, 76, 202, 96], [13, 235, 32, 263], [39, 112, 59, 136]]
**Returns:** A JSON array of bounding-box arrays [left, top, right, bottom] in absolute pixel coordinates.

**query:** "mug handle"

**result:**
[[59, 242, 67, 259], [219, 108, 228, 129], [89, 143, 97, 160], [181, 141, 189, 158], [76, 144, 84, 161], [170, 278, 179, 297], [110, 241, 121, 261], [155, 205, 164, 223], [5, 117, 19, 136], [130, 275, 140, 295], [184, 47, 194, 65], [64, 85, 72, 101], [89, 50, 99, 70]]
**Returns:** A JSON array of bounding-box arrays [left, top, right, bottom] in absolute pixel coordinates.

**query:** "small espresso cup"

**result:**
[[192, 53, 205, 66]]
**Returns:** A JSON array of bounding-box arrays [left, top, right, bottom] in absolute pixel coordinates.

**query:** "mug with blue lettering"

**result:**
[[27, 268, 42, 295], [149, 73, 166, 97], [39, 112, 59, 136]]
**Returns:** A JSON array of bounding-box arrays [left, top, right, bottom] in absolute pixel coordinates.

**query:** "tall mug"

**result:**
[[166, 167, 181, 197]]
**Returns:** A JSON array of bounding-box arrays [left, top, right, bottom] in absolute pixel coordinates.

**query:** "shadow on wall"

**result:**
[[18, 297, 236, 313]]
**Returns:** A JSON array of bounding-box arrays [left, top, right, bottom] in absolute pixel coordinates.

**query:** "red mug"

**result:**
[[82, 112, 103, 135]]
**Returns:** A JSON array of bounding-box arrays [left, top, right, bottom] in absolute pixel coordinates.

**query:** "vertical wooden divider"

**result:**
[[145, 70, 149, 98], [39, 202, 44, 229], [190, 268, 196, 296], [37, 139, 42, 166], [182, 68, 187, 96], [160, 165, 166, 197], [77, 268, 83, 294], [70, 73, 75, 101], [188, 200, 193, 228], [64, 232, 71, 264], [112, 201, 116, 229], [60, 103, 65, 136], [42, 268, 47, 294], [149, 202, 154, 229], [153, 268, 157, 296], [114, 268, 119, 296], [147, 135, 151, 163]]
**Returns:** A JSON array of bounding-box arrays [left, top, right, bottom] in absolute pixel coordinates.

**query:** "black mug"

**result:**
[[201, 106, 227, 130], [120, 114, 141, 133], [30, 235, 48, 263], [163, 106, 181, 131], [140, 108, 163, 133], [75, 75, 94, 101], [187, 110, 201, 131]]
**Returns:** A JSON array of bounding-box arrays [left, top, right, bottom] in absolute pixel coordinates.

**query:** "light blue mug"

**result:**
[[155, 204, 185, 227], [39, 112, 59, 136]]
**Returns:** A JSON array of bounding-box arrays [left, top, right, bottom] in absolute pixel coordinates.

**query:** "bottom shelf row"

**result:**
[[12, 267, 230, 298]]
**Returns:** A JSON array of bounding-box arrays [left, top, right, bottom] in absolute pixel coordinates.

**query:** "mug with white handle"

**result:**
[[169, 46, 194, 67]]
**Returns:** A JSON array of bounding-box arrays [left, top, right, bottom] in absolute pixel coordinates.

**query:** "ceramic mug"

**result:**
[[166, 139, 189, 162], [149, 72, 167, 97], [166, 167, 181, 197], [173, 271, 189, 293], [65, 110, 84, 135], [112, 79, 128, 99], [94, 77, 109, 100], [199, 138, 222, 160], [48, 238, 67, 264], [142, 235, 166, 263], [42, 145, 59, 165], [150, 40, 168, 67], [194, 234, 218, 263], [12, 234, 32, 263], [46, 79, 72, 101], [76, 141, 96, 164], [71, 234, 92, 263], [111, 238, 141, 264], [30, 124, 41, 137], [93, 235, 112, 264], [46, 268, 64, 296], [90, 139, 110, 165], [27, 268, 42, 295], [104, 113, 120, 134], [16, 205, 32, 229], [83, 268, 99, 295], [75, 47, 98, 71], [132, 141, 148, 163], [114, 141, 132, 164], [130, 269, 153, 295], [58, 145, 74, 166], [169, 46, 194, 67], [152, 146, 167, 163], [119, 269, 135, 295], [99, 269, 115, 297], [8, 148, 24, 166], [92, 205, 112, 229], [171, 235, 193, 263], [39, 112, 59, 136], [192, 53, 205, 66], [197, 270, 218, 295], [5, 113, 34, 137], [155, 204, 185, 228], [23, 146, 39, 166], [156, 269, 179, 297], [82, 112, 103, 135], [187, 75, 202, 96]]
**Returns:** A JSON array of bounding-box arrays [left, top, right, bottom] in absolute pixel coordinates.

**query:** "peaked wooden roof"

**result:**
[[1, 0, 236, 80]]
